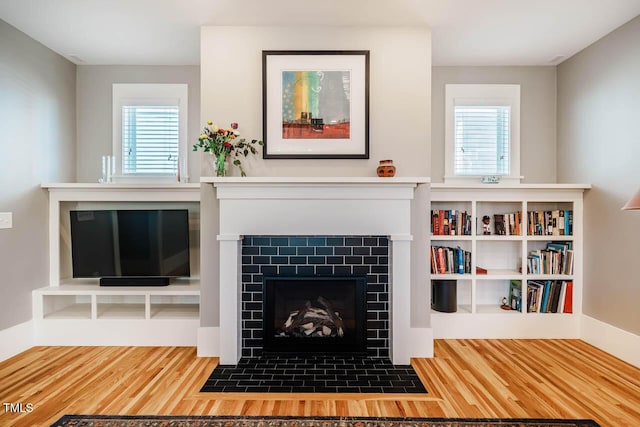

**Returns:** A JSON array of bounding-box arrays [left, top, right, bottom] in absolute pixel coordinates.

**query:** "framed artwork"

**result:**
[[262, 50, 370, 159]]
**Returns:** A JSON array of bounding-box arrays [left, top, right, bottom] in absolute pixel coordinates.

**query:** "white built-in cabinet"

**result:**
[[429, 184, 590, 339], [33, 183, 201, 346]]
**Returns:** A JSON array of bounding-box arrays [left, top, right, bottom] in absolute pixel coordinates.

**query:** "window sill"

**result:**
[[443, 175, 524, 185], [111, 174, 181, 184]]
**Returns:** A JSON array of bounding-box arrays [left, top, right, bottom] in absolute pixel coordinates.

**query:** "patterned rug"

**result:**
[[50, 415, 601, 427]]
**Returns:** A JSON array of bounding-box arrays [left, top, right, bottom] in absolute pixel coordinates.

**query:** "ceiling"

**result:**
[[1, 0, 639, 66]]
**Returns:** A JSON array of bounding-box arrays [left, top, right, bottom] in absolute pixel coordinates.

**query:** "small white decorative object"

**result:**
[[481, 175, 500, 184]]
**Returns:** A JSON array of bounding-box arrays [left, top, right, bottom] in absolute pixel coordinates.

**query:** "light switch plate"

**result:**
[[0, 212, 12, 229]]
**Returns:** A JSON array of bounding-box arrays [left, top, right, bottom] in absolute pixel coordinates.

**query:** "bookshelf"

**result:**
[[429, 184, 590, 339]]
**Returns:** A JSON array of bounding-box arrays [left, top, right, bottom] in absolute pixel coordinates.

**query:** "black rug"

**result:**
[[200, 355, 426, 393], [51, 415, 601, 427]]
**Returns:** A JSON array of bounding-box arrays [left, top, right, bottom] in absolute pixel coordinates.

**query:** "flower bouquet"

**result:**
[[193, 121, 263, 177]]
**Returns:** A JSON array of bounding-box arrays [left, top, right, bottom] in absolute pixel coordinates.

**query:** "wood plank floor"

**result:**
[[1, 340, 638, 427]]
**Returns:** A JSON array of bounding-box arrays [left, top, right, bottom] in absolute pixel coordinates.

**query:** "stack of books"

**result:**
[[430, 246, 472, 274]]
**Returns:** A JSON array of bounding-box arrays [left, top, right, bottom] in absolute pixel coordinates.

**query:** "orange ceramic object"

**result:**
[[376, 160, 396, 177]]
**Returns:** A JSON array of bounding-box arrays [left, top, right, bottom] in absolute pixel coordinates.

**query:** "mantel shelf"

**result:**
[[201, 176, 430, 185]]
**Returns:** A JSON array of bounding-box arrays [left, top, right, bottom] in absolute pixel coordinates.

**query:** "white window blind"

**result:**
[[454, 105, 510, 176], [122, 105, 179, 175]]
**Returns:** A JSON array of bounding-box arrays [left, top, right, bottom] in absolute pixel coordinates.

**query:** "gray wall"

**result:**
[[76, 65, 201, 182], [0, 20, 76, 330], [432, 66, 557, 183], [557, 16, 640, 335]]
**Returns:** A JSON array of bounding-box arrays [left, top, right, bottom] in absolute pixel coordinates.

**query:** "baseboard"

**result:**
[[33, 319, 198, 346], [409, 327, 434, 359], [580, 315, 640, 368], [197, 326, 219, 357], [0, 320, 33, 362]]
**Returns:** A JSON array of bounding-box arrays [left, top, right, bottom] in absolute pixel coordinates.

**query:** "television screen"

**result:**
[[70, 209, 190, 279]]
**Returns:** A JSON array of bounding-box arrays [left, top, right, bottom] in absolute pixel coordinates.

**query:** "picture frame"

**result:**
[[262, 50, 370, 159]]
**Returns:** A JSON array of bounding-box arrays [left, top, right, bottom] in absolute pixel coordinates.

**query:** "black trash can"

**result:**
[[431, 280, 457, 313]]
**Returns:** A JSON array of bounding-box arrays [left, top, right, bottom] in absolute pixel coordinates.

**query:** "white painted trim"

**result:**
[[202, 177, 430, 184], [389, 234, 413, 241], [33, 319, 198, 346], [408, 327, 434, 359], [42, 183, 200, 190], [580, 315, 640, 368], [219, 238, 241, 364], [431, 183, 591, 190], [197, 327, 220, 357], [217, 234, 242, 241], [0, 321, 33, 362]]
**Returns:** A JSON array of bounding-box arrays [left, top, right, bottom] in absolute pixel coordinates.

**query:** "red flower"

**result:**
[[224, 142, 232, 148]]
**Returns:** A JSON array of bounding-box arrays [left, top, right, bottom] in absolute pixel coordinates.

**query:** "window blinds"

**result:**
[[122, 105, 179, 175], [454, 105, 510, 176]]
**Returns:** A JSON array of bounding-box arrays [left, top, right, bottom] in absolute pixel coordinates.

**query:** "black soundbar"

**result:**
[[99, 277, 171, 287]]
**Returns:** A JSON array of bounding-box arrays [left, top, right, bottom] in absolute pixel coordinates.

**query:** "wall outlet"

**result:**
[[0, 212, 13, 229]]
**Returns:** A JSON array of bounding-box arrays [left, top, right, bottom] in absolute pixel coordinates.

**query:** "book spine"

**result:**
[[457, 248, 464, 274], [563, 281, 573, 313]]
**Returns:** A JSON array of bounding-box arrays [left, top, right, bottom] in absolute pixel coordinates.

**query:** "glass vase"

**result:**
[[214, 154, 228, 177]]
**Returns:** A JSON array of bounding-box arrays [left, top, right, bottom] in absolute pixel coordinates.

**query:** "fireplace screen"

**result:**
[[263, 275, 367, 353]]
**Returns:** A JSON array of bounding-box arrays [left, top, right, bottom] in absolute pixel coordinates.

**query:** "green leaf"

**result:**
[[233, 159, 241, 166]]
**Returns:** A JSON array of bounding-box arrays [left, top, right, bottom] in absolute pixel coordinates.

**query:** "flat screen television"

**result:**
[[70, 209, 190, 286]]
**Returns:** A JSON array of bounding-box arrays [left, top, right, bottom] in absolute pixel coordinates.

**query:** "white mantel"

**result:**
[[198, 177, 433, 364]]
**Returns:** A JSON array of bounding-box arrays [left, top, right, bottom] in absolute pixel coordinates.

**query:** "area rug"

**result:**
[[50, 415, 601, 427]]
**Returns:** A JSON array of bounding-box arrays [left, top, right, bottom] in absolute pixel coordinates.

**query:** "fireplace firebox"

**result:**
[[263, 275, 367, 354]]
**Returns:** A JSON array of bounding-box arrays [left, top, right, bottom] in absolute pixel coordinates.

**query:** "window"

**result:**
[[445, 84, 520, 183], [112, 84, 188, 180]]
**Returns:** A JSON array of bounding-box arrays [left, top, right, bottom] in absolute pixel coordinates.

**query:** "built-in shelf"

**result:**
[[430, 184, 590, 339], [34, 279, 201, 321], [36, 184, 202, 347]]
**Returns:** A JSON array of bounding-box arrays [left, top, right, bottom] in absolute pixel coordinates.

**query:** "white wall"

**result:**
[[198, 26, 431, 328], [76, 65, 200, 182], [200, 26, 431, 178], [0, 19, 76, 330], [431, 66, 557, 183], [557, 16, 640, 336]]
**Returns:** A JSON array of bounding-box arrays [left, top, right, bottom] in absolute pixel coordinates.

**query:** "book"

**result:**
[[437, 247, 446, 274], [558, 281, 567, 313], [540, 280, 552, 313], [527, 281, 543, 312], [457, 247, 465, 274], [563, 281, 573, 313], [475, 266, 488, 274], [494, 214, 505, 235], [549, 281, 562, 313], [509, 280, 522, 312], [431, 212, 440, 236]]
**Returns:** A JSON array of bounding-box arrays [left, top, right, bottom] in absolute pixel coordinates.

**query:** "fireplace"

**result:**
[[263, 275, 367, 354], [201, 178, 434, 365]]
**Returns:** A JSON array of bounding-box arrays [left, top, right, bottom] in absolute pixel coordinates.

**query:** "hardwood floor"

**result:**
[[1, 340, 638, 427]]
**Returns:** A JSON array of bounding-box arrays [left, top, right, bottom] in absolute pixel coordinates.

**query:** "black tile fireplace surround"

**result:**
[[241, 235, 390, 358], [204, 236, 428, 394]]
